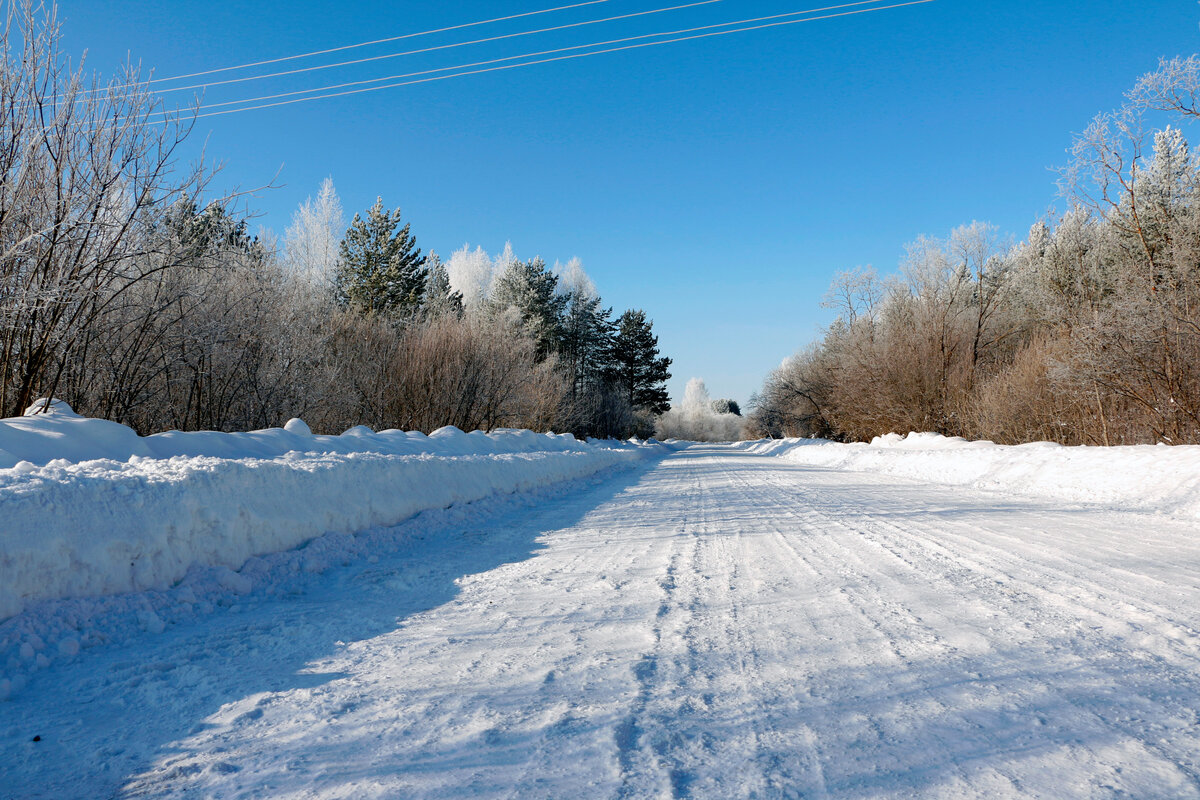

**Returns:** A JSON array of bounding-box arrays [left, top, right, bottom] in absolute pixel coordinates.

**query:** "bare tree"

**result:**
[[1129, 55, 1200, 119], [0, 1, 211, 416]]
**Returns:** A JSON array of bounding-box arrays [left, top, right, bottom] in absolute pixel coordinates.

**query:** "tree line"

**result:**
[[0, 2, 672, 438], [751, 55, 1200, 445]]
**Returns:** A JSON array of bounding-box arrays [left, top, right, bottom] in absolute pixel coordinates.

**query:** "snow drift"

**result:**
[[740, 432, 1200, 519], [0, 402, 656, 621]]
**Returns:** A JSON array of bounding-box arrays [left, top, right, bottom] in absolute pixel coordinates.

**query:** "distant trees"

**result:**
[[553, 259, 626, 434], [558, 265, 613, 401], [0, 171, 673, 438], [473, 250, 670, 437], [749, 54, 1200, 445], [0, 5, 680, 438], [656, 378, 743, 441], [420, 252, 464, 319], [445, 244, 494, 309], [488, 256, 566, 360], [59, 199, 327, 434], [713, 399, 741, 416], [306, 228, 675, 438]]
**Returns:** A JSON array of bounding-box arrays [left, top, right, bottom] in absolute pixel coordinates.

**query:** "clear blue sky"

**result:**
[[57, 0, 1200, 408]]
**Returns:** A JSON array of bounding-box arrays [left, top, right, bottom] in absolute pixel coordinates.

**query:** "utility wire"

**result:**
[[168, 0, 919, 118], [192, 0, 936, 119], [149, 0, 617, 84], [152, 0, 726, 96]]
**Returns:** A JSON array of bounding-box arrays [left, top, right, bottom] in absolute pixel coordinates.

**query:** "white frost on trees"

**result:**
[[446, 242, 531, 311], [656, 378, 744, 442], [555, 256, 597, 300], [285, 177, 344, 290], [446, 244, 496, 310]]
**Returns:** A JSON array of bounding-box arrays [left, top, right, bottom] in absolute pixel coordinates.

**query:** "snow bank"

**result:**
[[0, 402, 657, 621], [740, 432, 1200, 519], [0, 399, 598, 468]]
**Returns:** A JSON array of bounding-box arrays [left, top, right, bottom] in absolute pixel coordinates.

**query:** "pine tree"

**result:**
[[334, 197, 426, 315], [422, 251, 464, 318], [608, 309, 672, 414], [560, 287, 614, 399], [166, 198, 267, 266], [488, 256, 566, 360]]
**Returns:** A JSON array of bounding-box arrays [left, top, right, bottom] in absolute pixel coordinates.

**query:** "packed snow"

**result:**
[[5, 421, 1200, 797]]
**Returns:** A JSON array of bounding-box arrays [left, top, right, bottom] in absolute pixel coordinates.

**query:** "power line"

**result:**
[[170, 0, 923, 119], [195, 0, 936, 119], [149, 0, 617, 84], [170, 0, 886, 113], [152, 0, 726, 96], [80, 0, 934, 134]]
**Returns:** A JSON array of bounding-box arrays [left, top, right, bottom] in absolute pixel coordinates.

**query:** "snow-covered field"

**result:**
[[4, 420, 1200, 798]]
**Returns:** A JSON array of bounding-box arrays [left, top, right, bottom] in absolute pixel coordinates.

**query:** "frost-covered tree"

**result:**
[[421, 252, 464, 318], [0, 0, 208, 416], [446, 244, 494, 309], [608, 310, 672, 414], [1130, 55, 1200, 119], [750, 102, 1200, 445], [948, 221, 1012, 383], [1136, 127, 1200, 260], [334, 197, 426, 316], [555, 258, 613, 399], [713, 398, 741, 416], [285, 177, 344, 289], [656, 378, 743, 441], [555, 256, 596, 300], [488, 255, 566, 361]]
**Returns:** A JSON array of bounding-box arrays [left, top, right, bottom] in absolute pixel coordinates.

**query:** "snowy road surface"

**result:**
[[6, 444, 1200, 798]]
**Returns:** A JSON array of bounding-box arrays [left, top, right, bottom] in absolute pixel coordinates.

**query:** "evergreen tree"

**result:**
[[488, 256, 566, 360], [608, 309, 672, 414], [334, 197, 425, 315], [161, 198, 268, 268], [421, 252, 464, 318], [560, 287, 614, 399]]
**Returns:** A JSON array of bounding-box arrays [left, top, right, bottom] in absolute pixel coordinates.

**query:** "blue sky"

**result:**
[[57, 0, 1200, 407]]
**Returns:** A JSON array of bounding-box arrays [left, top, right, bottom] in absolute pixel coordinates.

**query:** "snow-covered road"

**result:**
[[6, 444, 1200, 798]]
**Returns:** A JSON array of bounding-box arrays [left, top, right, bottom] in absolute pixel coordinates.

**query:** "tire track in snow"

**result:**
[[784, 475, 1200, 791], [842, 503, 1200, 791], [613, 457, 698, 799], [11, 446, 1200, 798], [614, 448, 833, 798], [610, 450, 812, 798], [719, 456, 1009, 797], [739, 457, 1200, 797]]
